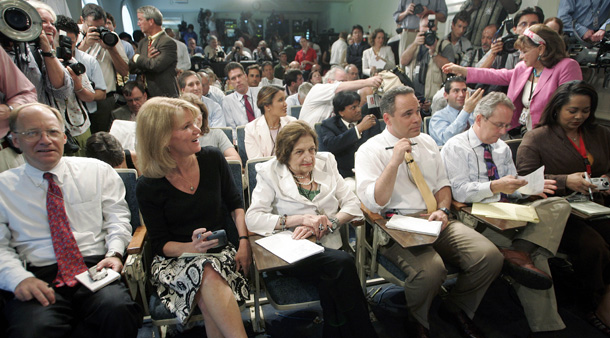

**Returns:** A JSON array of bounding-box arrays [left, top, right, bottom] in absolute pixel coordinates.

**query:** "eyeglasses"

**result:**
[[484, 117, 512, 130], [14, 129, 64, 141]]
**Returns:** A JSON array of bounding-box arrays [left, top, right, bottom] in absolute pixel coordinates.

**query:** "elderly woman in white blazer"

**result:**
[[244, 85, 296, 159], [245, 121, 378, 338], [362, 28, 396, 76]]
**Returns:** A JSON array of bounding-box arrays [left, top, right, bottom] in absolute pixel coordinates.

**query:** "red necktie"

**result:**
[[44, 173, 88, 287], [482, 144, 509, 202], [243, 95, 256, 122]]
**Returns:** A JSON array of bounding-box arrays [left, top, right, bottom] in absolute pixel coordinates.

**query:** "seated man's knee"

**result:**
[[5, 300, 72, 338], [409, 253, 447, 292]]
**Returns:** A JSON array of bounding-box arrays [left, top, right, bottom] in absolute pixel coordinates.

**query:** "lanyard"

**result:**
[[567, 131, 592, 175]]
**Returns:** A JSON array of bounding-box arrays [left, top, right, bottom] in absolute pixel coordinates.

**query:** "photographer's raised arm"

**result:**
[[39, 31, 68, 90]]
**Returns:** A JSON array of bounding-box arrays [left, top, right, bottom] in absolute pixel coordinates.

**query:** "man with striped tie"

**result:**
[[441, 92, 570, 336], [0, 103, 141, 337], [222, 62, 261, 130]]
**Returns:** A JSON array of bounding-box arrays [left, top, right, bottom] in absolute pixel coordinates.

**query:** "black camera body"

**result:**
[[91, 26, 118, 47], [494, 18, 517, 55], [57, 35, 86, 76], [413, 4, 424, 15], [424, 14, 437, 47]]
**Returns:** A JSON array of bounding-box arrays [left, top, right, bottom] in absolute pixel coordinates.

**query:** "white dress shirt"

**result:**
[[77, 29, 128, 92], [355, 129, 450, 214], [299, 82, 341, 127], [0, 158, 132, 291], [362, 46, 396, 76], [260, 77, 283, 87], [222, 87, 261, 129], [206, 85, 225, 107], [330, 38, 348, 66], [74, 49, 107, 115], [172, 37, 191, 71], [244, 115, 297, 159], [201, 95, 226, 127], [429, 105, 475, 146], [285, 93, 301, 115], [441, 128, 519, 204], [245, 152, 362, 249]]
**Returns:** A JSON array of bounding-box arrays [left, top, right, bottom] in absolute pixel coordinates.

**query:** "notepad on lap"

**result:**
[[76, 268, 120, 292], [570, 201, 610, 217], [255, 232, 325, 264], [385, 215, 442, 236], [472, 202, 539, 223]]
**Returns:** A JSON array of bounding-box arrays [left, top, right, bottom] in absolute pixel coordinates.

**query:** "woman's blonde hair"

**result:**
[[136, 97, 200, 178]]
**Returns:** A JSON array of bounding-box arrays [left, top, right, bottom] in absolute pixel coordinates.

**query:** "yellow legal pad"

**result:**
[[471, 202, 539, 223]]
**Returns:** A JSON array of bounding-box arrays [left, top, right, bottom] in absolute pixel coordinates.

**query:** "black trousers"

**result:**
[[4, 256, 142, 338], [282, 248, 378, 338]]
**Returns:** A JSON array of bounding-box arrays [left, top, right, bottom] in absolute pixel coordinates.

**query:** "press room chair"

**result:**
[[422, 116, 431, 134], [245, 157, 320, 332], [290, 105, 302, 119], [505, 138, 522, 166], [236, 125, 248, 167], [211, 126, 234, 147], [122, 162, 247, 337]]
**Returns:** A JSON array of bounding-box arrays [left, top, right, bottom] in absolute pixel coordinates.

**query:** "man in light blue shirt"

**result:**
[[558, 0, 610, 42], [178, 71, 226, 127], [429, 76, 482, 145]]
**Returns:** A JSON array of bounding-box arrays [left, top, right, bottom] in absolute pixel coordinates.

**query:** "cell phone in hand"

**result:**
[[207, 229, 228, 248]]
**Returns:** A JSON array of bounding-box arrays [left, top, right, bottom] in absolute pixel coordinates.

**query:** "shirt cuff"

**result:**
[[133, 54, 140, 63], [354, 125, 361, 139]]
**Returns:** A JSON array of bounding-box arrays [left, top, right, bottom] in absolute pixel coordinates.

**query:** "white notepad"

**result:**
[[385, 215, 442, 236], [75, 268, 120, 292], [570, 201, 610, 217], [255, 231, 325, 264]]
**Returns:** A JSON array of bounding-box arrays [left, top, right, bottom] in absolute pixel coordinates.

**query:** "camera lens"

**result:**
[[101, 32, 118, 46], [413, 4, 424, 15], [5, 7, 31, 31]]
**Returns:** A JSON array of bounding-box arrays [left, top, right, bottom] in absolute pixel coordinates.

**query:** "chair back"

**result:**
[[115, 169, 141, 232], [422, 116, 431, 134], [505, 138, 522, 166], [212, 127, 233, 144], [236, 126, 248, 166], [246, 156, 274, 203], [313, 122, 324, 151], [290, 105, 302, 119]]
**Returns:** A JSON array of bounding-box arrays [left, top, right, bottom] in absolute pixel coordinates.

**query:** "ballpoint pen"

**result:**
[[584, 172, 594, 201], [385, 143, 417, 150]]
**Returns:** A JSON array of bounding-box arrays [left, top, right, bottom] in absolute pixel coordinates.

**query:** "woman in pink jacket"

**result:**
[[443, 24, 582, 133]]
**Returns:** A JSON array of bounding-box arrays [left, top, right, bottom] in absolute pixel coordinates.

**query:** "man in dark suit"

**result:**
[[346, 25, 370, 75], [319, 91, 382, 191], [129, 5, 178, 98], [111, 81, 148, 122]]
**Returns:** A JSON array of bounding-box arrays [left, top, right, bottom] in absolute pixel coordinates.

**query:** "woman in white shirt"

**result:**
[[244, 85, 296, 159], [362, 28, 396, 76]]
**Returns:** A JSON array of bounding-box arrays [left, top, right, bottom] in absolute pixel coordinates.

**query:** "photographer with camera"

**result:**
[[203, 35, 224, 62], [224, 40, 252, 62], [477, 7, 544, 71], [393, 1, 447, 61], [401, 12, 454, 114], [77, 4, 129, 134]]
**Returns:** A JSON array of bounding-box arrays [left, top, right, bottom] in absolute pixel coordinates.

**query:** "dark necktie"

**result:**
[[44, 173, 88, 287], [348, 122, 356, 129], [482, 144, 508, 202], [243, 95, 255, 122]]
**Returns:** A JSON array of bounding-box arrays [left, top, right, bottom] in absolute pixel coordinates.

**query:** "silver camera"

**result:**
[[591, 177, 610, 191]]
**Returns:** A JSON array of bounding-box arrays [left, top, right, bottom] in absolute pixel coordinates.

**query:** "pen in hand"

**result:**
[[386, 143, 417, 150], [584, 172, 594, 201]]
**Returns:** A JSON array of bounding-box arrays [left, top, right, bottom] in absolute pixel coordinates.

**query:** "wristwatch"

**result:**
[[40, 50, 55, 58], [105, 251, 123, 260], [438, 207, 451, 216]]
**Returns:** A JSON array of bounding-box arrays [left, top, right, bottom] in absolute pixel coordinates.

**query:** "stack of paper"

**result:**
[[385, 215, 442, 236], [471, 202, 539, 223], [570, 201, 610, 217], [255, 232, 325, 264]]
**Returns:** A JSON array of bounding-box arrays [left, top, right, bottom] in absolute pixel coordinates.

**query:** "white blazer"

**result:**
[[244, 115, 297, 159], [362, 46, 396, 76], [245, 152, 363, 249]]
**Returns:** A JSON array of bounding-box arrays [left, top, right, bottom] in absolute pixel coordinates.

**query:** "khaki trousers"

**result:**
[[398, 30, 419, 68], [480, 197, 570, 332], [380, 220, 503, 328]]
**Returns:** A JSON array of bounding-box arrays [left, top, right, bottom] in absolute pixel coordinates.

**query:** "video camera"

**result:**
[[567, 30, 610, 87], [56, 34, 86, 76], [492, 18, 518, 55], [90, 26, 118, 47], [424, 14, 437, 47]]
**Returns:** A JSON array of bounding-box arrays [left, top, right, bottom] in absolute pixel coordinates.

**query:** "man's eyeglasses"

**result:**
[[484, 117, 512, 130], [13, 129, 64, 141]]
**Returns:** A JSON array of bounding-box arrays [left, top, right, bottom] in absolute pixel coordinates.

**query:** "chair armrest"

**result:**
[[361, 203, 383, 223], [127, 225, 147, 255], [451, 200, 468, 212]]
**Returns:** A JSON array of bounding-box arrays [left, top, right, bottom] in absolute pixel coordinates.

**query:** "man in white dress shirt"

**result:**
[[330, 32, 348, 67], [260, 62, 283, 87], [441, 92, 570, 335], [286, 82, 313, 115], [299, 66, 382, 127], [0, 103, 141, 337], [355, 85, 502, 337], [178, 71, 226, 127], [222, 62, 261, 129]]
